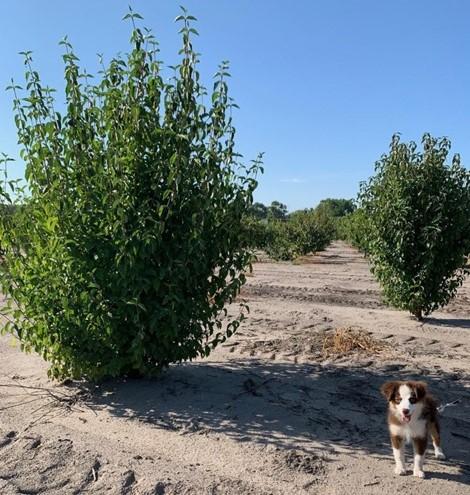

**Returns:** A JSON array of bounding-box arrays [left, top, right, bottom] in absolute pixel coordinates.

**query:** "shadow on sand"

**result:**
[[424, 316, 470, 329], [82, 358, 470, 486]]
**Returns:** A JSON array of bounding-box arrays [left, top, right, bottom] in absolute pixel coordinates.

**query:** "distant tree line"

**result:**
[[244, 198, 355, 260]]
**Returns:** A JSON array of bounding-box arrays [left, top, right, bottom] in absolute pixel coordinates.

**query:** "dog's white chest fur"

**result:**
[[389, 415, 426, 442]]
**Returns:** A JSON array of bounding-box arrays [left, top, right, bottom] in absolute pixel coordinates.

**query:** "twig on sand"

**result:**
[[0, 396, 45, 411], [363, 481, 380, 487], [0, 382, 88, 409], [6, 377, 95, 405], [0, 380, 93, 432], [233, 377, 274, 398]]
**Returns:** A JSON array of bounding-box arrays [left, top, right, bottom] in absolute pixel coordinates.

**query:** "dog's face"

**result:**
[[380, 380, 426, 423]]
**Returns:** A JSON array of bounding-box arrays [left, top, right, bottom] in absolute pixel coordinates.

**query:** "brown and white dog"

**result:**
[[380, 380, 445, 478]]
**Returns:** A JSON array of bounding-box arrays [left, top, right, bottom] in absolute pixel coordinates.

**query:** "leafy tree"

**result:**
[[267, 200, 288, 220], [0, 8, 262, 379], [263, 221, 297, 260], [337, 208, 371, 254], [248, 201, 268, 220], [315, 198, 356, 218], [264, 210, 332, 261], [311, 198, 356, 240], [241, 215, 268, 250], [311, 208, 337, 241], [360, 134, 470, 319], [288, 210, 332, 254]]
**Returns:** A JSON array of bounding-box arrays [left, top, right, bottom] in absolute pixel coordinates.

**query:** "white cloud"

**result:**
[[279, 178, 307, 184]]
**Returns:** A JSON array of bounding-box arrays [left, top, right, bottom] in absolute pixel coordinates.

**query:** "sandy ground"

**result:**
[[0, 241, 469, 494]]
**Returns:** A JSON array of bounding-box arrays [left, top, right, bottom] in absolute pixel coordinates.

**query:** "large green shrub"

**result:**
[[241, 216, 268, 250], [264, 211, 332, 261], [360, 134, 470, 319], [337, 208, 372, 254], [0, 9, 262, 379], [267, 201, 288, 221], [263, 221, 298, 261], [314, 198, 356, 219], [310, 198, 356, 240], [289, 210, 332, 254], [247, 202, 269, 220]]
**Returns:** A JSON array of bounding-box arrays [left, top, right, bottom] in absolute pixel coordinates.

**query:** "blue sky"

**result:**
[[1, 1, 469, 211]]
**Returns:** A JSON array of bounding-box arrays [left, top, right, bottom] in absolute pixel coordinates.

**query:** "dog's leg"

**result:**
[[412, 436, 427, 478], [430, 419, 445, 459], [391, 435, 406, 475]]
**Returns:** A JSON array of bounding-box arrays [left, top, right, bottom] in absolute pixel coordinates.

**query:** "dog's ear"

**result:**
[[410, 381, 427, 400], [380, 381, 398, 401]]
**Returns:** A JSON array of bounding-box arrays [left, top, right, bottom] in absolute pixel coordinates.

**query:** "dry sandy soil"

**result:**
[[1, 241, 469, 494]]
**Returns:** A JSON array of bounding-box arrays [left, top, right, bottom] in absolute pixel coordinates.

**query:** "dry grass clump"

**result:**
[[322, 326, 387, 358]]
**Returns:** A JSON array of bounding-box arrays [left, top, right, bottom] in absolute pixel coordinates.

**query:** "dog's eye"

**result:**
[[410, 397, 416, 404], [394, 398, 401, 404]]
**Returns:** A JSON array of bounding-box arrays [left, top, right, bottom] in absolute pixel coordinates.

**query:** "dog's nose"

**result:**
[[402, 409, 410, 415]]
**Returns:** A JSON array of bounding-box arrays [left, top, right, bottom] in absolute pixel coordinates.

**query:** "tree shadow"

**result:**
[[82, 358, 470, 485], [423, 316, 470, 329]]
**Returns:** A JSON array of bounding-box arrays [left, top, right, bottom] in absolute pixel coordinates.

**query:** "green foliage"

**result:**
[[263, 221, 298, 261], [306, 198, 356, 240], [267, 200, 288, 221], [0, 8, 262, 379], [264, 211, 332, 261], [360, 134, 470, 319], [247, 202, 268, 220], [337, 208, 372, 254], [309, 207, 337, 241], [315, 198, 356, 218], [289, 210, 332, 254], [247, 200, 287, 221], [243, 202, 335, 261], [0, 202, 24, 255], [241, 215, 268, 250]]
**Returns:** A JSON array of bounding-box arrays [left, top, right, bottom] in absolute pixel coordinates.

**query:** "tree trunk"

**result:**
[[412, 308, 423, 321]]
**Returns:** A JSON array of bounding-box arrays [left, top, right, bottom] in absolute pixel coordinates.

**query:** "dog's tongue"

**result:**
[[403, 415, 411, 423]]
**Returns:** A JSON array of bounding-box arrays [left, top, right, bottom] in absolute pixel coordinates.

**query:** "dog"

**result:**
[[380, 380, 445, 478]]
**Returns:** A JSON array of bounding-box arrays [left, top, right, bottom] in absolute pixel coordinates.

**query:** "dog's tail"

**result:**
[[437, 399, 461, 414]]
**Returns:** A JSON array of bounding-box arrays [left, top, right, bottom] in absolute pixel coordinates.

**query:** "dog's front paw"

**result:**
[[394, 466, 407, 476], [434, 449, 446, 460], [413, 469, 425, 479]]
